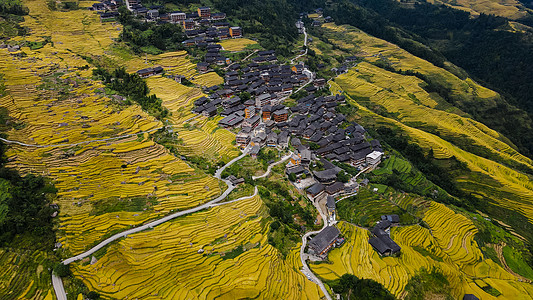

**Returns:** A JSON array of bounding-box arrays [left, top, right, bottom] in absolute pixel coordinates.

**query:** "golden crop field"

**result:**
[[332, 81, 533, 223], [0, 1, 265, 297], [145, 76, 239, 161], [325, 24, 533, 222], [72, 195, 324, 299], [0, 0, 234, 257], [335, 63, 533, 170], [218, 38, 258, 52], [323, 23, 501, 101], [311, 200, 533, 299], [0, 249, 55, 300], [426, 0, 529, 20]]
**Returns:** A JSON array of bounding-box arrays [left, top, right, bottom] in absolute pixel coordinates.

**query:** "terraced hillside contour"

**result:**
[[320, 24, 533, 225], [311, 198, 533, 299], [0, 1, 327, 298]]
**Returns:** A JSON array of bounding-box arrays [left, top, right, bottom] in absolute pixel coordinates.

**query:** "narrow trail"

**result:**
[[252, 151, 293, 180], [462, 231, 472, 255], [290, 26, 308, 65], [299, 194, 334, 300], [53, 23, 335, 300], [445, 235, 457, 251], [493, 242, 531, 283], [53, 147, 251, 300], [0, 126, 165, 148]]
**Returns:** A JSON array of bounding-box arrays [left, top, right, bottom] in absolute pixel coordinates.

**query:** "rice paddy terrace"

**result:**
[[72, 194, 323, 299], [311, 196, 533, 299], [3, 0, 533, 299], [0, 1, 325, 299], [426, 0, 531, 20], [320, 24, 533, 224]]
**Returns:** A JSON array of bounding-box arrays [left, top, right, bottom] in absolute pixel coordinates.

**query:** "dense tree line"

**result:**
[[117, 6, 186, 54], [0, 0, 28, 37], [330, 274, 395, 300], [93, 67, 169, 119], [0, 141, 57, 249], [0, 0, 28, 16], [208, 0, 324, 56]]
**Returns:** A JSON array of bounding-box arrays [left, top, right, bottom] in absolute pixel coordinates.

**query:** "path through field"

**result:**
[[252, 151, 293, 180], [53, 147, 251, 300]]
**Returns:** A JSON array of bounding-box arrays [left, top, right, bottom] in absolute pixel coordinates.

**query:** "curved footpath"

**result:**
[[252, 151, 293, 180], [0, 126, 165, 148], [299, 193, 334, 300], [51, 23, 334, 299], [53, 147, 250, 299]]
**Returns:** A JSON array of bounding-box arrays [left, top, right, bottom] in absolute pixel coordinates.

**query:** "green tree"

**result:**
[[337, 170, 350, 183], [54, 263, 71, 277], [288, 173, 297, 182]]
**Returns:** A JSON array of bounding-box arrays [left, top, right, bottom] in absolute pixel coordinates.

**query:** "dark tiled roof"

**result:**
[[307, 182, 324, 195], [309, 226, 340, 254], [327, 195, 336, 209], [325, 181, 344, 194]]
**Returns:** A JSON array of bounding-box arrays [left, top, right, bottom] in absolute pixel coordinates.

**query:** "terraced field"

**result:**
[[336, 63, 532, 170], [323, 25, 533, 223], [145, 76, 239, 161], [218, 38, 258, 52], [334, 81, 533, 223], [72, 195, 323, 299], [426, 0, 530, 19], [0, 249, 55, 300], [0, 1, 318, 298], [372, 154, 436, 194], [311, 200, 533, 299]]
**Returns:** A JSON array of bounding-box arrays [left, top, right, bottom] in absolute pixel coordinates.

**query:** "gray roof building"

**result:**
[[307, 182, 324, 197], [309, 226, 340, 255]]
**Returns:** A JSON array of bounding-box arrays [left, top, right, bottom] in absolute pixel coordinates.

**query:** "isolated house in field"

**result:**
[[369, 220, 401, 256], [308, 226, 340, 256], [136, 66, 163, 78], [381, 214, 399, 224]]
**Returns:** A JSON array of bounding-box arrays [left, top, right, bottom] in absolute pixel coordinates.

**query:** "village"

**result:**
[[91, 0, 244, 48], [90, 0, 400, 265], [189, 33, 401, 261]]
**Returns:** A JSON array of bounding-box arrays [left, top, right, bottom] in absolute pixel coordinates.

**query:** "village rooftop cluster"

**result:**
[[91, 0, 243, 45]]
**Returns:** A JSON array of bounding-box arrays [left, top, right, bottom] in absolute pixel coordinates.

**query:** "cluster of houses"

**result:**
[[192, 59, 312, 138], [369, 215, 401, 256], [90, 1, 243, 44], [308, 213, 401, 259], [299, 8, 334, 28]]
